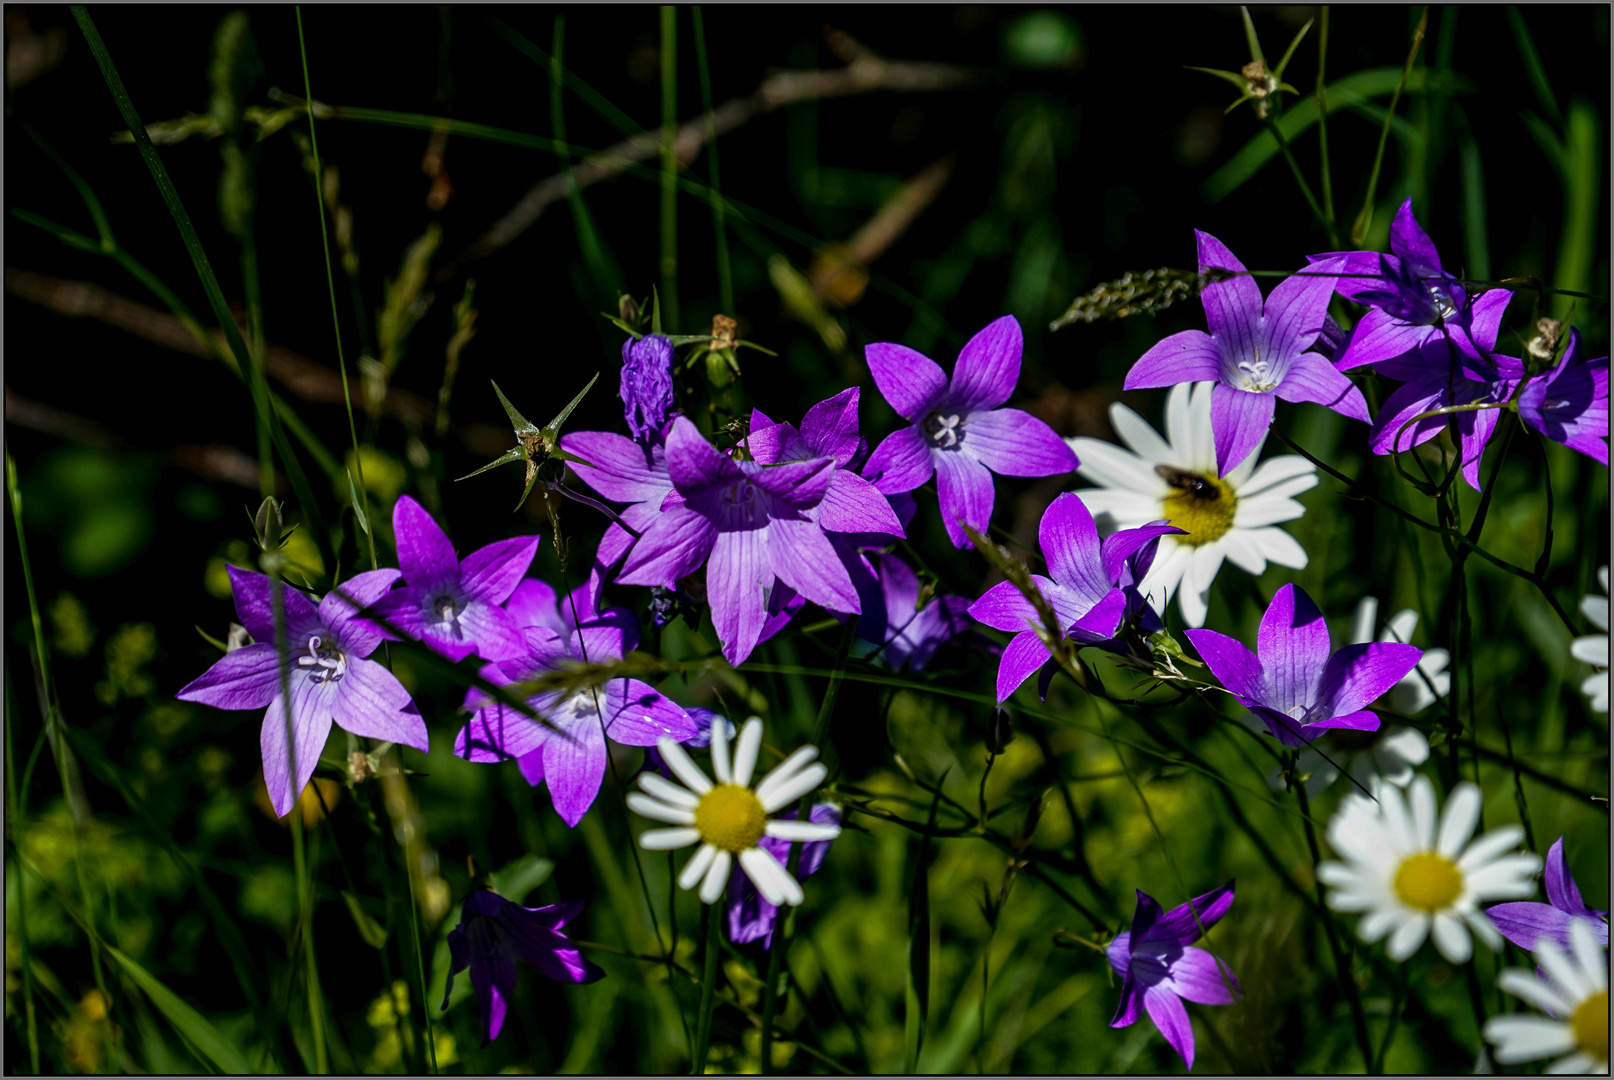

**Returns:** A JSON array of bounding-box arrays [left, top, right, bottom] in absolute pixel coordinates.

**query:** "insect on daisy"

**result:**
[[1316, 777, 1542, 963], [1484, 918, 1610, 1075], [628, 717, 841, 906]]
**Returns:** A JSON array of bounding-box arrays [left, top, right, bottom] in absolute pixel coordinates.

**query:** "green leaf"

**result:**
[[194, 624, 229, 652], [488, 854, 555, 903], [341, 890, 389, 949], [345, 470, 370, 538], [105, 945, 253, 1075], [1186, 65, 1250, 91], [1240, 6, 1265, 65]]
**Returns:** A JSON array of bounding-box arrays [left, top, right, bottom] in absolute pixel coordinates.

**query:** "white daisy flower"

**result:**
[[1067, 381, 1317, 628], [1316, 776, 1542, 963], [1278, 596, 1446, 796], [1571, 566, 1609, 714], [1484, 918, 1609, 1074], [627, 717, 840, 906]]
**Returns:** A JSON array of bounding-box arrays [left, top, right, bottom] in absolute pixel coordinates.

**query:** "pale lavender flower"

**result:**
[[862, 315, 1079, 549], [1518, 329, 1610, 467], [504, 576, 595, 639], [443, 889, 603, 1042], [559, 429, 674, 606], [369, 495, 537, 663], [455, 608, 696, 826], [616, 417, 878, 666], [856, 554, 973, 672], [1107, 882, 1241, 1072], [1184, 584, 1422, 747], [969, 493, 1180, 702], [178, 567, 428, 818], [620, 334, 675, 444], [726, 803, 841, 949], [643, 706, 735, 781], [1486, 836, 1610, 955], [1124, 232, 1363, 476]]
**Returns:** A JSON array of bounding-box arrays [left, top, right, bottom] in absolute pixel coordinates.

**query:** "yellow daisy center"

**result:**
[[693, 784, 768, 853], [1392, 852, 1464, 912], [1156, 467, 1238, 546], [1572, 990, 1609, 1063]]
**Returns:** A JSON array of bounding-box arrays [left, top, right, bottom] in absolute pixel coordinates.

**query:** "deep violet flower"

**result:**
[[862, 315, 1079, 549], [369, 495, 537, 663], [1518, 329, 1610, 467], [1107, 883, 1241, 1072], [1363, 287, 1520, 490], [857, 553, 974, 672], [178, 567, 428, 818], [616, 417, 876, 666], [727, 803, 842, 948], [443, 889, 603, 1042], [455, 608, 696, 826], [969, 493, 1180, 702], [620, 334, 676, 444], [1184, 584, 1423, 747], [560, 428, 674, 606], [1124, 233, 1364, 476], [1486, 836, 1610, 955], [1312, 199, 1480, 372]]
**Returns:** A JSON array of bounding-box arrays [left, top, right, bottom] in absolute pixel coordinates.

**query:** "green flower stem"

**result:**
[[692, 899, 722, 1075], [1293, 763, 1374, 1073], [1351, 8, 1428, 246], [1261, 114, 1333, 244], [5, 672, 42, 1073], [1314, 6, 1335, 225]]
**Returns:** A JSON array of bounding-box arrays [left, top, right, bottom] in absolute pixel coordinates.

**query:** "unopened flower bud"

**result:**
[[986, 705, 1015, 755], [225, 623, 253, 654], [620, 334, 675, 444], [618, 293, 642, 326], [252, 496, 284, 551]]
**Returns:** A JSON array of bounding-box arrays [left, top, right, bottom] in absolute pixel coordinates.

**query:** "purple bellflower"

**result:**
[[1312, 199, 1475, 371], [727, 803, 842, 949], [1519, 329, 1610, 467], [443, 889, 604, 1042], [504, 576, 595, 639], [1107, 882, 1241, 1072], [616, 417, 872, 666], [862, 315, 1079, 549], [857, 553, 974, 672], [620, 333, 676, 444], [1124, 233, 1364, 476], [969, 493, 1181, 702], [1184, 584, 1423, 747], [369, 495, 537, 664], [455, 608, 696, 825], [1486, 836, 1610, 955], [1363, 288, 1520, 489], [178, 567, 428, 819], [560, 428, 674, 607]]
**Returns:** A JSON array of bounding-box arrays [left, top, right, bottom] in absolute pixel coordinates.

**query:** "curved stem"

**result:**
[[692, 900, 722, 1075]]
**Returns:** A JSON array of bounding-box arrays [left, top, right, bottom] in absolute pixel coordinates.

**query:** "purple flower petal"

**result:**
[[229, 566, 320, 644], [1256, 584, 1330, 713], [1368, 375, 1454, 455], [177, 642, 281, 711], [757, 584, 807, 648], [504, 916, 605, 985], [817, 471, 904, 537], [456, 598, 528, 663], [1455, 393, 1507, 491], [1100, 523, 1184, 585], [743, 420, 806, 466], [600, 680, 698, 746], [665, 417, 743, 490], [708, 527, 770, 667], [617, 505, 719, 586], [949, 315, 1023, 412], [1123, 329, 1222, 390], [1484, 902, 1582, 954], [260, 678, 335, 819], [1301, 708, 1380, 735], [1143, 985, 1197, 1071], [561, 431, 672, 504], [1182, 629, 1261, 700], [505, 579, 566, 636], [935, 450, 995, 549], [1464, 288, 1514, 353], [474, 948, 517, 1041], [1196, 230, 1261, 360], [457, 665, 545, 763], [863, 426, 935, 495], [1068, 588, 1128, 642], [573, 616, 631, 665], [1334, 307, 1435, 372], [1163, 947, 1241, 1006], [1260, 259, 1339, 369], [320, 569, 403, 656], [1543, 836, 1602, 920], [393, 495, 460, 591], [621, 334, 675, 443], [865, 342, 948, 422], [771, 516, 862, 614], [750, 457, 835, 509], [1274, 352, 1370, 423], [995, 632, 1052, 702], [1147, 882, 1236, 947], [962, 408, 1079, 478], [1389, 198, 1444, 274], [1317, 642, 1424, 714], [1209, 383, 1276, 477], [460, 537, 540, 606], [542, 721, 607, 827], [333, 658, 429, 751], [1110, 972, 1145, 1028], [1039, 493, 1108, 601], [798, 387, 864, 467], [969, 579, 1042, 634], [1129, 888, 1166, 940], [517, 748, 545, 787]]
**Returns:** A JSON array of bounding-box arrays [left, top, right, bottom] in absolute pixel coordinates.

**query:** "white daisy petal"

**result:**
[[657, 737, 713, 795], [1107, 401, 1175, 463], [1239, 454, 1319, 498], [1568, 919, 1608, 990], [1544, 1051, 1601, 1073], [765, 820, 842, 842], [678, 843, 719, 890], [1430, 912, 1473, 963], [1350, 597, 1381, 646], [758, 762, 829, 813], [1180, 383, 1221, 471], [1379, 781, 1420, 855], [1409, 774, 1439, 849], [1435, 782, 1481, 856], [1073, 438, 1168, 494], [730, 717, 764, 788], [640, 827, 702, 851], [709, 715, 733, 784], [1465, 854, 1543, 899], [1176, 548, 1220, 628], [1499, 970, 1576, 1019], [1457, 827, 1524, 872], [1465, 908, 1504, 954], [1140, 540, 1191, 609], [755, 745, 819, 800], [1386, 911, 1430, 960], [1244, 526, 1309, 569], [1487, 1016, 1579, 1064], [639, 772, 701, 808], [1536, 937, 1593, 1002], [738, 847, 789, 906], [1234, 495, 1308, 528], [1356, 907, 1400, 943], [626, 792, 696, 825], [1072, 489, 1160, 530], [699, 850, 733, 904], [1220, 529, 1270, 575]]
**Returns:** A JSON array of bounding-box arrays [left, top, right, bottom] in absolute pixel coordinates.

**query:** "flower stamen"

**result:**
[[693, 783, 768, 853], [1393, 852, 1464, 912]]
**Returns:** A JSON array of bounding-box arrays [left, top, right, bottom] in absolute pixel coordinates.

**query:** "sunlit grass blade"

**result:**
[[106, 946, 254, 1075]]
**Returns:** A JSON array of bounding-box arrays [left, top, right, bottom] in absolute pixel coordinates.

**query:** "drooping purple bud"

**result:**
[[620, 334, 675, 444]]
